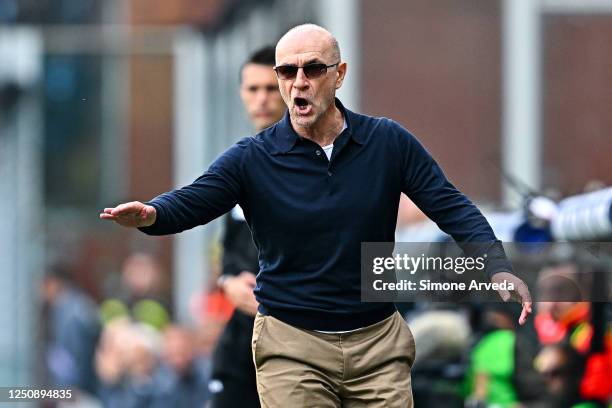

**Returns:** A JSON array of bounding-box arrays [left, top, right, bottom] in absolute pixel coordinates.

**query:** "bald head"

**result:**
[[274, 24, 347, 134], [276, 24, 341, 65]]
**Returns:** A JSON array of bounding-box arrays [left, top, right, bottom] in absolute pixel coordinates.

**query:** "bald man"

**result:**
[[101, 24, 532, 407]]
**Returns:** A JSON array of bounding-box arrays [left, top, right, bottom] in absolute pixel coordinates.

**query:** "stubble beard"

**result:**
[[291, 105, 319, 128]]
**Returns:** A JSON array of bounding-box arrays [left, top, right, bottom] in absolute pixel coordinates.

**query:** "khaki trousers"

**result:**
[[251, 311, 416, 407]]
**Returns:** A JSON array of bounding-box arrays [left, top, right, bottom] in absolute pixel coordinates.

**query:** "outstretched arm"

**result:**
[[99, 139, 247, 235], [396, 122, 532, 324]]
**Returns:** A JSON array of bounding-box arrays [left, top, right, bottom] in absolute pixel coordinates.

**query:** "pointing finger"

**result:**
[[518, 301, 532, 325]]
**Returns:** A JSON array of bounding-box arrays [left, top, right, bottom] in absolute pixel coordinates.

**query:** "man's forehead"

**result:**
[[276, 50, 327, 65], [276, 32, 333, 64]]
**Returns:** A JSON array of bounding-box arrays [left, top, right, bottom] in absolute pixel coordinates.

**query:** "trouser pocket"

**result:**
[[395, 312, 416, 367], [251, 312, 266, 368]]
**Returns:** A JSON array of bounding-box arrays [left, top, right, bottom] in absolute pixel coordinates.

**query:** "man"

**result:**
[[209, 45, 285, 408], [99, 253, 170, 330], [153, 325, 210, 407], [42, 266, 100, 399], [101, 24, 532, 407]]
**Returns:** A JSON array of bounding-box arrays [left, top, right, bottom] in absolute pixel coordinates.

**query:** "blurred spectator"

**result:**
[[407, 304, 470, 407], [151, 325, 209, 407], [535, 263, 612, 404], [534, 344, 595, 408], [464, 303, 544, 408], [192, 289, 234, 358], [408, 305, 471, 367], [99, 253, 170, 331], [96, 321, 162, 408], [95, 319, 132, 406], [41, 265, 100, 398], [464, 303, 518, 408], [190, 241, 235, 358], [535, 264, 591, 351], [124, 324, 162, 406]]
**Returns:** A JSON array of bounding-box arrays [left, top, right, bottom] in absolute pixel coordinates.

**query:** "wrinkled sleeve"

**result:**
[[395, 121, 512, 278], [138, 140, 246, 236]]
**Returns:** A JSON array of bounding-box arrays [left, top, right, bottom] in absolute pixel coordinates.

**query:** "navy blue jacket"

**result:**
[[140, 99, 512, 331]]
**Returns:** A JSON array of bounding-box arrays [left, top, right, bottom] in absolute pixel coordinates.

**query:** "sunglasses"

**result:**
[[274, 62, 340, 80]]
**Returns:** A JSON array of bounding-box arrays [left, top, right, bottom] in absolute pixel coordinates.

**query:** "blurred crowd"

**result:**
[[40, 237, 610, 408], [406, 261, 611, 408], [40, 252, 611, 408], [40, 252, 232, 408]]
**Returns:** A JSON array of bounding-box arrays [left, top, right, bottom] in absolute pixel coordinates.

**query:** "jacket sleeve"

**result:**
[[138, 140, 246, 236], [395, 121, 512, 278]]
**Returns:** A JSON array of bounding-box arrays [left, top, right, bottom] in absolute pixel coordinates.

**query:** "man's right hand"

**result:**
[[99, 201, 157, 228], [221, 271, 258, 317]]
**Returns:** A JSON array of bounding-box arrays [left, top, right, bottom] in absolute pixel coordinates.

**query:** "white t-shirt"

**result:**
[[319, 117, 348, 161], [322, 143, 334, 160]]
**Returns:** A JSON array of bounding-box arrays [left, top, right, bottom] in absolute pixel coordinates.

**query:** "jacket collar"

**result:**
[[271, 98, 364, 155]]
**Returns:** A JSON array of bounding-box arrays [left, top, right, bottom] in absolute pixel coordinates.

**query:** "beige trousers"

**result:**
[[251, 311, 416, 407]]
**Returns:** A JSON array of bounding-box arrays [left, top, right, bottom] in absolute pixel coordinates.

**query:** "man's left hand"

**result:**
[[491, 271, 533, 326]]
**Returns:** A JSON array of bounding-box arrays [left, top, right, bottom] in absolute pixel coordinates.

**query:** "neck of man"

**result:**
[[292, 104, 344, 147]]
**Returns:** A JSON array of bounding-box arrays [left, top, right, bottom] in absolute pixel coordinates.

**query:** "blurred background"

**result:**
[[0, 0, 611, 407]]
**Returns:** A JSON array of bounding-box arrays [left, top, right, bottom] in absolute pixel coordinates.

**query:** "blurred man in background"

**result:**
[[153, 325, 209, 407], [95, 319, 133, 407], [41, 266, 100, 401], [95, 321, 162, 407], [464, 302, 544, 408], [99, 253, 170, 331], [535, 262, 612, 404], [209, 45, 285, 408], [534, 344, 593, 408]]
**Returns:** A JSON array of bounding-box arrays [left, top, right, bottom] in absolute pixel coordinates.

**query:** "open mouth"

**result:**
[[293, 97, 312, 115]]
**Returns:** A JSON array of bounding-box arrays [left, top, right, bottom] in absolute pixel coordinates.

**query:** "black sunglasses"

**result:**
[[274, 62, 340, 80]]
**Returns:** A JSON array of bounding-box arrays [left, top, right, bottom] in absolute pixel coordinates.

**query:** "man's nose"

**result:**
[[292, 68, 309, 89], [255, 89, 270, 105]]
